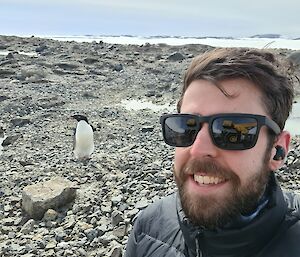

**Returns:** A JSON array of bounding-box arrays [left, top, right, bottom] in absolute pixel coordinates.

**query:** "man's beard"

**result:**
[[174, 153, 271, 229]]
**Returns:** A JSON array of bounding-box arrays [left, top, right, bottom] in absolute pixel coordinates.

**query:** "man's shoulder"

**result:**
[[126, 193, 185, 257], [262, 205, 300, 257], [133, 192, 180, 236], [136, 193, 178, 223]]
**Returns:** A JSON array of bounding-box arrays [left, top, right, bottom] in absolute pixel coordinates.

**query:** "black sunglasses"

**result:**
[[160, 113, 281, 150]]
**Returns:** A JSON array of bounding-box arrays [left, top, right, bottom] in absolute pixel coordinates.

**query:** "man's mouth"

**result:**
[[193, 174, 226, 185]]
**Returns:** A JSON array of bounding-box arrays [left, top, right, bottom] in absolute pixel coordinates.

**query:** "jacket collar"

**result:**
[[177, 174, 288, 257]]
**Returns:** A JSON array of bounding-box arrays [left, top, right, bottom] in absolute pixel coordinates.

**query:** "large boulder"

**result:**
[[22, 177, 78, 220]]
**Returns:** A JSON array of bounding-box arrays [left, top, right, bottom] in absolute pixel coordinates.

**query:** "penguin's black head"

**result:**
[[71, 114, 88, 123]]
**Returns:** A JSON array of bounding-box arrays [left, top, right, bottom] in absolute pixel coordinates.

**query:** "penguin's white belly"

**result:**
[[74, 121, 94, 159]]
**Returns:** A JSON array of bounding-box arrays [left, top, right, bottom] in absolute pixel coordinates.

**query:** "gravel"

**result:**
[[0, 35, 299, 256]]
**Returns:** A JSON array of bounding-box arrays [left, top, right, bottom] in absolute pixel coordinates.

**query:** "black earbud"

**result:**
[[273, 145, 285, 160]]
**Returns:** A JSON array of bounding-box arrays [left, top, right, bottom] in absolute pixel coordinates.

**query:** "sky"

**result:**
[[0, 0, 299, 38]]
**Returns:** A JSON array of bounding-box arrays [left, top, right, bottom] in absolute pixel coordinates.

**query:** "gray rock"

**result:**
[[45, 240, 57, 250], [10, 118, 31, 127], [0, 95, 9, 102], [0, 68, 14, 78], [54, 227, 67, 242], [77, 248, 88, 256], [126, 208, 139, 219], [20, 219, 35, 234], [113, 63, 123, 72], [96, 224, 108, 236], [141, 126, 154, 132], [111, 195, 123, 205], [99, 233, 117, 246], [35, 45, 48, 53], [84, 57, 98, 64], [134, 199, 149, 209], [62, 214, 76, 229], [2, 135, 20, 146], [2, 217, 15, 226], [167, 52, 186, 61], [55, 62, 80, 70], [111, 210, 124, 226], [113, 224, 126, 239], [1, 225, 12, 235], [110, 246, 122, 257], [22, 177, 78, 220], [84, 228, 98, 241]]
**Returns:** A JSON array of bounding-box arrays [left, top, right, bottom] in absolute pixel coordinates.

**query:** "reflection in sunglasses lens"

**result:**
[[165, 116, 198, 146], [212, 117, 258, 149]]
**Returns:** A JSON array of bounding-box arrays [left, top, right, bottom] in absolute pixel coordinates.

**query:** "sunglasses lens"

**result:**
[[163, 115, 199, 146], [212, 116, 258, 150]]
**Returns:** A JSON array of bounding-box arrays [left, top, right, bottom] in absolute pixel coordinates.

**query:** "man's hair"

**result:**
[[177, 48, 294, 130]]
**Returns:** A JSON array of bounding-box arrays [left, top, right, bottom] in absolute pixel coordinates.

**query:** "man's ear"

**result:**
[[268, 131, 291, 171]]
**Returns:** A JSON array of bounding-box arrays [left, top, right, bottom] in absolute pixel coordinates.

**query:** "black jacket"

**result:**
[[126, 176, 300, 257]]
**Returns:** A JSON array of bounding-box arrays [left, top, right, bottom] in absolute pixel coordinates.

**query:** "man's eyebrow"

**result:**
[[180, 112, 202, 116]]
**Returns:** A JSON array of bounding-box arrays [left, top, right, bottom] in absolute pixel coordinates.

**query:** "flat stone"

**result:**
[[22, 177, 78, 220]]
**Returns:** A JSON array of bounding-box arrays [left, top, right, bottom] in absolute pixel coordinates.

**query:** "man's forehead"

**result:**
[[185, 78, 261, 96], [181, 79, 267, 117]]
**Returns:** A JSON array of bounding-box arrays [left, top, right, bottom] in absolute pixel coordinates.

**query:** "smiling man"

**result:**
[[126, 48, 300, 257]]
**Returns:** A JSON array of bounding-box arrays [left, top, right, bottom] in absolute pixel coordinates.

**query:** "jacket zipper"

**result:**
[[195, 231, 204, 257]]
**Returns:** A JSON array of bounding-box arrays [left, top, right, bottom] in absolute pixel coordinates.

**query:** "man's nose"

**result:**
[[189, 124, 218, 158]]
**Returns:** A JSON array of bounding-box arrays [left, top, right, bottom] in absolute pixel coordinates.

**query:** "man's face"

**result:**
[[174, 78, 274, 229]]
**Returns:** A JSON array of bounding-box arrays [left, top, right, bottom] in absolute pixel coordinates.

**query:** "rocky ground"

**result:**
[[0, 35, 299, 257]]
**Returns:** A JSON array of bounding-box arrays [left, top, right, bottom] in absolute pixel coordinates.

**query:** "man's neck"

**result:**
[[223, 188, 270, 229]]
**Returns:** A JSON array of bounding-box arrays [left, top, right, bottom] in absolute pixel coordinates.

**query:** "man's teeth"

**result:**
[[194, 174, 225, 185]]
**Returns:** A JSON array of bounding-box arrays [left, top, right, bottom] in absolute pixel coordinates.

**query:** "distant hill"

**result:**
[[250, 34, 281, 39]]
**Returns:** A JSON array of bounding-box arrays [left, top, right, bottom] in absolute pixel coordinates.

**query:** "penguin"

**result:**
[[71, 114, 95, 160]]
